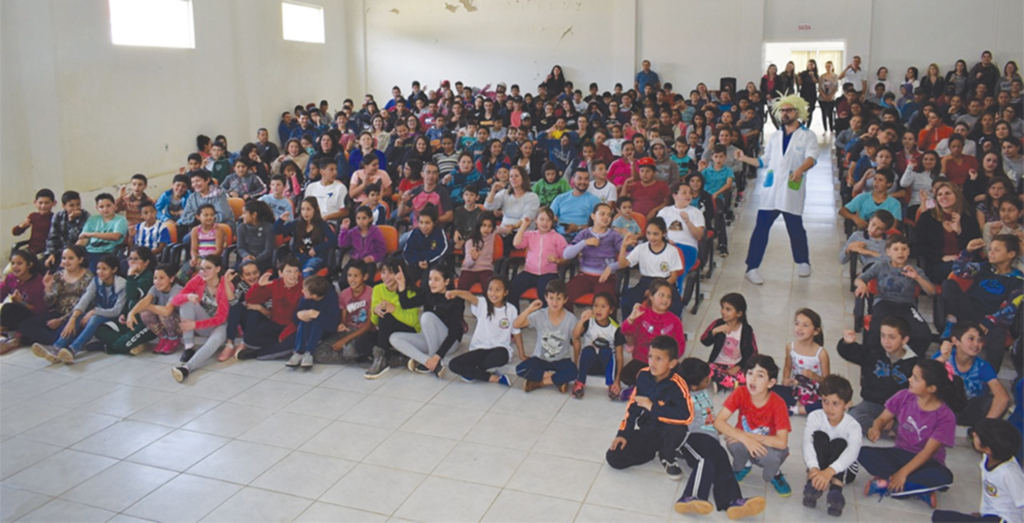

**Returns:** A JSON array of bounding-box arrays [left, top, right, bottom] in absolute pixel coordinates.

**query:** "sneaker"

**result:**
[[607, 387, 619, 401], [797, 263, 812, 277], [496, 374, 511, 387], [129, 342, 148, 356], [171, 366, 189, 383], [725, 497, 766, 520], [179, 348, 195, 363], [745, 269, 764, 285], [826, 488, 846, 516], [389, 355, 407, 369], [718, 247, 729, 258], [771, 473, 792, 497], [433, 362, 445, 379], [0, 336, 21, 354], [160, 339, 182, 354], [911, 491, 937, 509], [734, 465, 752, 482], [572, 382, 585, 399], [674, 496, 713, 515], [406, 358, 418, 372], [300, 353, 314, 368], [218, 341, 237, 362], [57, 348, 75, 364], [31, 343, 58, 363], [803, 482, 823, 508], [523, 380, 543, 392], [286, 352, 302, 367], [864, 478, 888, 500], [557, 382, 570, 394], [235, 347, 257, 360], [460, 376, 474, 383], [619, 385, 635, 402], [664, 462, 683, 480], [364, 347, 389, 379]]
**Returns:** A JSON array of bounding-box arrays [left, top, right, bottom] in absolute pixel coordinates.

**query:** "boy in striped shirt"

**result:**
[[131, 201, 170, 257]]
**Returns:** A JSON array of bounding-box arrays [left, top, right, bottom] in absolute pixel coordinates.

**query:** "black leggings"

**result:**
[[0, 302, 35, 332], [811, 431, 857, 484], [819, 100, 836, 132], [448, 347, 509, 381]]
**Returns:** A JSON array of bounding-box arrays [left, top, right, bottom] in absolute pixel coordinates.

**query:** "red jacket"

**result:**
[[170, 274, 231, 331], [246, 277, 304, 339]]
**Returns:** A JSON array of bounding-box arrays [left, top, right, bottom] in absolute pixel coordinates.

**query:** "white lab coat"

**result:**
[[756, 125, 819, 215]]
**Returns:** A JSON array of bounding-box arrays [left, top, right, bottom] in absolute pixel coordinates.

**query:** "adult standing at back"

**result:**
[[969, 50, 999, 96], [797, 59, 819, 126], [839, 56, 868, 94], [734, 95, 820, 285], [635, 60, 661, 95]]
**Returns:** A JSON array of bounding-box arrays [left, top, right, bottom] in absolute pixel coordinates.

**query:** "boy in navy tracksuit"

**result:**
[[606, 335, 692, 479], [402, 204, 450, 282]]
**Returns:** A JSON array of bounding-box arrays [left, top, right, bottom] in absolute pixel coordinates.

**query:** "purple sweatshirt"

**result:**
[[0, 273, 47, 317], [563, 227, 623, 275], [337, 225, 387, 263]]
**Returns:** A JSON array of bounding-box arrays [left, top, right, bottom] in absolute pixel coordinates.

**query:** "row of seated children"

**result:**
[[605, 332, 1022, 521]]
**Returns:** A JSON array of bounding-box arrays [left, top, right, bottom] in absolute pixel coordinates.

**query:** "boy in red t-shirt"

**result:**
[[624, 157, 669, 219], [714, 354, 794, 497]]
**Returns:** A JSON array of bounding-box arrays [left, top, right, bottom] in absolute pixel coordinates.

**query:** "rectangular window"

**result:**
[[282, 1, 325, 44], [109, 0, 195, 49]]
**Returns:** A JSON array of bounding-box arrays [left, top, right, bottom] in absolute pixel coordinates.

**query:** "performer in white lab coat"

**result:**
[[734, 94, 819, 285]]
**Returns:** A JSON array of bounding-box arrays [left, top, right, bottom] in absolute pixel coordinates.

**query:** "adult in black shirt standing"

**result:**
[[797, 60, 820, 126]]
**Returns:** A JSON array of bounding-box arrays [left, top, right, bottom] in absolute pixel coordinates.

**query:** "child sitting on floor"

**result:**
[[700, 293, 759, 391], [513, 280, 579, 393], [801, 374, 862, 517]]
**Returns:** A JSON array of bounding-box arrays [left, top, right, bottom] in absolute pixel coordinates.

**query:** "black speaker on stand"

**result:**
[[719, 77, 737, 95]]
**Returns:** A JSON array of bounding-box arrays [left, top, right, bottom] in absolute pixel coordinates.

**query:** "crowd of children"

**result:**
[[1, 52, 1022, 520]]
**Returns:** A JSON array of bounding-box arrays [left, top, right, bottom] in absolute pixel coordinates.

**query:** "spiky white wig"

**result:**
[[771, 94, 810, 122]]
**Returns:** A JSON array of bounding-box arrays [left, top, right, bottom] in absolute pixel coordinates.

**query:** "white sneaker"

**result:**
[[745, 269, 764, 285], [286, 352, 302, 367], [797, 263, 811, 277]]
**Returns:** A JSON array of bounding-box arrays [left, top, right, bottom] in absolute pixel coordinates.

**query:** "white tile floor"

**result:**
[[0, 132, 986, 522]]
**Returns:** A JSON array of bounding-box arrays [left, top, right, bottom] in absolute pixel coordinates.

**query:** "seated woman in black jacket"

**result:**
[[388, 264, 464, 377], [914, 180, 980, 282]]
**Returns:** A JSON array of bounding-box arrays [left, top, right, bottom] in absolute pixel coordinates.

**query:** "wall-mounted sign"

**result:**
[[798, 23, 811, 31]]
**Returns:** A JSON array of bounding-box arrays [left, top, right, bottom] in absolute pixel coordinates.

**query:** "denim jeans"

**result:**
[[54, 314, 110, 354]]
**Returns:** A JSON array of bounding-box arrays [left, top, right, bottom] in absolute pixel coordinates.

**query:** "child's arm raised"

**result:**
[[512, 300, 541, 330], [444, 289, 479, 307]]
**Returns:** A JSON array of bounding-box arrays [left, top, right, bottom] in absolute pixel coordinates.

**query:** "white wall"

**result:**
[[3, 0, 1022, 253], [1, 0, 362, 251]]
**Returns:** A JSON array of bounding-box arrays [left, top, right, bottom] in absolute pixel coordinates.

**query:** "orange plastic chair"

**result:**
[[631, 212, 648, 233], [379, 225, 399, 254], [227, 198, 245, 221], [216, 223, 234, 246], [163, 221, 179, 244]]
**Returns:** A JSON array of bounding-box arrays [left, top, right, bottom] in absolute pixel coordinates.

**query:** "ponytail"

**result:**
[[916, 360, 968, 413]]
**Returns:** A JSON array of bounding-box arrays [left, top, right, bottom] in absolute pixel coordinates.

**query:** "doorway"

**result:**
[[763, 41, 845, 133]]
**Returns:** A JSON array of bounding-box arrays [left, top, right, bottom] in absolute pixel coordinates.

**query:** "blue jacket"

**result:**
[[296, 285, 340, 333], [403, 227, 449, 266], [155, 188, 191, 223], [617, 369, 693, 437]]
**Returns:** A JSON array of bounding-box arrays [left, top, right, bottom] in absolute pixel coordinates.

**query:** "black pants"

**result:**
[[942, 280, 1011, 370], [606, 424, 688, 470], [868, 300, 933, 357], [931, 510, 1001, 522], [243, 317, 285, 349], [819, 100, 836, 132], [679, 431, 742, 510], [620, 359, 648, 387], [812, 431, 857, 484], [17, 311, 62, 345], [956, 393, 993, 427], [857, 446, 953, 497], [509, 272, 559, 309], [0, 302, 35, 332], [356, 314, 415, 357], [448, 347, 509, 381]]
